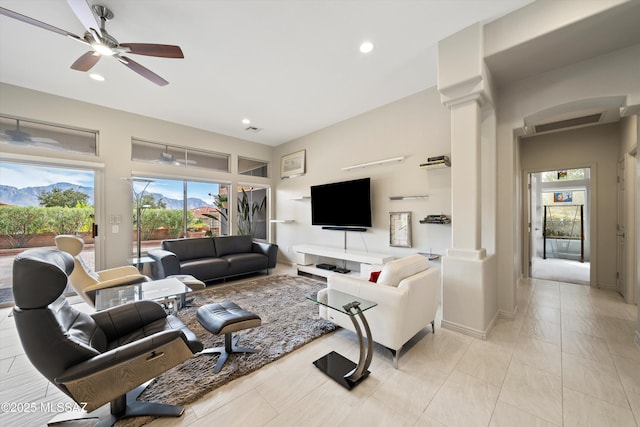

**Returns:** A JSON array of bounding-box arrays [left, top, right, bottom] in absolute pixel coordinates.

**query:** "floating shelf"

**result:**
[[389, 195, 429, 201], [342, 156, 405, 171], [420, 214, 451, 224], [420, 155, 450, 169], [270, 219, 295, 223], [289, 196, 310, 201]]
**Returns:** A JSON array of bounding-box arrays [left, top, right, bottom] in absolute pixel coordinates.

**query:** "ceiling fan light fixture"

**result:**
[[92, 43, 114, 56]]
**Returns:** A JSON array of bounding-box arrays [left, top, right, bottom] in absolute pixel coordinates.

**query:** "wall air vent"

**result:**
[[245, 126, 263, 133], [534, 113, 602, 134]]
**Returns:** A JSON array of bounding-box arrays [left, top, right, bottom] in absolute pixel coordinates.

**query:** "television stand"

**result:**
[[293, 244, 394, 278]]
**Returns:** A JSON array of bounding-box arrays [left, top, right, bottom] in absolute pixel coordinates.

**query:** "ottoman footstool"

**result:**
[[196, 301, 262, 373]]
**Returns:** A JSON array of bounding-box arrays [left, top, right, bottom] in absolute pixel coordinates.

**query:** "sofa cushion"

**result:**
[[376, 254, 428, 287], [214, 235, 253, 257], [369, 271, 381, 283], [180, 258, 229, 281], [222, 253, 268, 276], [163, 238, 215, 261]]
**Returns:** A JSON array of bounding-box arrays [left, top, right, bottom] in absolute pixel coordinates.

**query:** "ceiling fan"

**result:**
[[0, 120, 62, 149], [0, 0, 183, 86], [158, 147, 197, 166]]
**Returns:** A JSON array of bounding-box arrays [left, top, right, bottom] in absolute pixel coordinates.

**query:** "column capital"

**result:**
[[439, 76, 492, 109]]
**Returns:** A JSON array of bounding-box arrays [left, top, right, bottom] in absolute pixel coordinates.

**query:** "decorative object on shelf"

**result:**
[[389, 211, 412, 247], [420, 155, 450, 169], [389, 195, 428, 201], [420, 214, 451, 224], [342, 156, 405, 171], [281, 149, 306, 179]]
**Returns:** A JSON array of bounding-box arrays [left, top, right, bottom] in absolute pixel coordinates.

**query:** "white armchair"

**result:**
[[317, 254, 440, 368], [55, 235, 150, 307]]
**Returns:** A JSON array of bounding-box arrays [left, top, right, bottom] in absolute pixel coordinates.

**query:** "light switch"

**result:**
[[112, 225, 119, 233]]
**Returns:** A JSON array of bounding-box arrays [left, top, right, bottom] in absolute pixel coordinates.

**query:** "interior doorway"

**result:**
[[528, 167, 591, 285]]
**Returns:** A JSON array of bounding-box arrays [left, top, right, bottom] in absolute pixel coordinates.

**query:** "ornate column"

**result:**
[[437, 23, 498, 339]]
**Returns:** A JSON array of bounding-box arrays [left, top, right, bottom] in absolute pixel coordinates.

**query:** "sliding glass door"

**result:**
[[0, 162, 95, 306], [130, 176, 231, 255]]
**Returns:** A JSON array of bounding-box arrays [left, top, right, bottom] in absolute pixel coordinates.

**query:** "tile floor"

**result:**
[[0, 267, 638, 427]]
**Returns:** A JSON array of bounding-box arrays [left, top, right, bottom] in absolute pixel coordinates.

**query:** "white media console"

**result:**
[[292, 244, 395, 278]]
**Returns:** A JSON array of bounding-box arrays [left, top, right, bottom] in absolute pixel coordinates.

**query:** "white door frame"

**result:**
[[522, 165, 596, 286]]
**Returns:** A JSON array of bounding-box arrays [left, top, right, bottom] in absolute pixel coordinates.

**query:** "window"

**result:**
[[131, 138, 230, 172], [0, 115, 97, 155], [237, 186, 267, 240], [238, 156, 269, 177], [129, 176, 230, 255]]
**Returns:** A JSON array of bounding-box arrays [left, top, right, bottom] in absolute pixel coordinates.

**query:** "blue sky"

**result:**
[[0, 163, 94, 188], [0, 162, 217, 204], [140, 177, 218, 203]]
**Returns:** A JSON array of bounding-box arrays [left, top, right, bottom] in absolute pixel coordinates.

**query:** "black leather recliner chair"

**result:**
[[12, 248, 204, 426]]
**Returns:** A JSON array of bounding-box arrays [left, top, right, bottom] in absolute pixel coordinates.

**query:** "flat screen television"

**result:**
[[311, 178, 372, 228]]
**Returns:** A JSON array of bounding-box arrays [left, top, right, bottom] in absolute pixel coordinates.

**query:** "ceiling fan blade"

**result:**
[[0, 6, 84, 40], [120, 43, 184, 58], [71, 51, 101, 71], [118, 56, 169, 86], [66, 0, 101, 36]]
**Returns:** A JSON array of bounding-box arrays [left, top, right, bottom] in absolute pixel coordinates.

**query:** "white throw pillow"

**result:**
[[376, 254, 428, 287]]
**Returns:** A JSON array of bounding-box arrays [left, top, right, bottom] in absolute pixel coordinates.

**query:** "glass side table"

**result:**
[[95, 277, 191, 313], [307, 289, 377, 390]]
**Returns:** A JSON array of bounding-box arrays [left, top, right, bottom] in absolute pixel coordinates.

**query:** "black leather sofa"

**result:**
[[148, 235, 278, 283]]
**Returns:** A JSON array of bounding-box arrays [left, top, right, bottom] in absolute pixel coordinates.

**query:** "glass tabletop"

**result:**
[[307, 289, 377, 316], [95, 277, 192, 311]]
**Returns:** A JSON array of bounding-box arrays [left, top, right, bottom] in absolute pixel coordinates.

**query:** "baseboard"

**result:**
[[499, 304, 518, 320], [441, 319, 489, 340]]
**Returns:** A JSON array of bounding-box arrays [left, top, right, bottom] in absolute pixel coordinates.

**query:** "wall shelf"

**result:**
[[420, 214, 451, 224], [270, 219, 295, 223], [389, 195, 429, 201], [342, 156, 405, 171], [420, 155, 450, 169], [289, 196, 310, 201]]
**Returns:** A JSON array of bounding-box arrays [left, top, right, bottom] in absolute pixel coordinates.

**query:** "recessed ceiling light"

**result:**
[[359, 41, 374, 54], [242, 118, 251, 125], [89, 73, 105, 81]]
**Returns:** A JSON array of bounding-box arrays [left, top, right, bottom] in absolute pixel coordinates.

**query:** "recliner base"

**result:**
[[48, 380, 183, 427]]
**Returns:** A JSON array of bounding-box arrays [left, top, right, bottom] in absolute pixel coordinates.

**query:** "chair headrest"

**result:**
[[55, 235, 85, 256], [13, 248, 74, 309]]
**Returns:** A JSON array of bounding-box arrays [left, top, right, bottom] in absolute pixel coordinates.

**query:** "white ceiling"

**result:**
[[0, 0, 533, 146]]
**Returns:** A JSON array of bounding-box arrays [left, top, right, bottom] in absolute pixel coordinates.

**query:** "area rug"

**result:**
[[120, 273, 335, 426]]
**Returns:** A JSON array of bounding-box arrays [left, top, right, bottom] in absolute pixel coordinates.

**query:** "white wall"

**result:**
[[495, 44, 640, 314], [0, 83, 275, 269], [520, 123, 620, 289], [273, 87, 452, 264]]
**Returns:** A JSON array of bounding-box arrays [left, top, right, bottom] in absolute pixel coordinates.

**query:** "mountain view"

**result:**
[[0, 183, 211, 209]]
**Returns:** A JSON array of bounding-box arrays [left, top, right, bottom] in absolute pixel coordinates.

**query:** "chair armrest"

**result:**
[[55, 329, 184, 383], [148, 249, 181, 279], [91, 300, 168, 339], [97, 265, 145, 281], [252, 242, 278, 268], [82, 275, 149, 293]]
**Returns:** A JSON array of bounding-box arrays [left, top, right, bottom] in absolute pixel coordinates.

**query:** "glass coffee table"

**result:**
[[307, 289, 377, 390], [95, 277, 191, 313]]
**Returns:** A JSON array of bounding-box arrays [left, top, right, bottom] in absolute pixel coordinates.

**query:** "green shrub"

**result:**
[[0, 206, 94, 248]]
